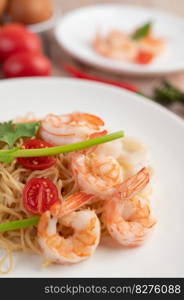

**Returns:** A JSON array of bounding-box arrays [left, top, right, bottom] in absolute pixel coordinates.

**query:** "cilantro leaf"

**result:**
[[131, 22, 152, 40], [0, 121, 40, 148]]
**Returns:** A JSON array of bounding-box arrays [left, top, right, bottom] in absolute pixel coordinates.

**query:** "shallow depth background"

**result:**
[[57, 0, 184, 17], [51, 0, 184, 119]]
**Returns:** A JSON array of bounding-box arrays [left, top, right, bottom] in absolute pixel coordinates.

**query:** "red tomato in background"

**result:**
[[0, 29, 42, 62], [2, 23, 29, 34], [17, 139, 56, 170], [23, 178, 60, 215], [3, 52, 51, 77]]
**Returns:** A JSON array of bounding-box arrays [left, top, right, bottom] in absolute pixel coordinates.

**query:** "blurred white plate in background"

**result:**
[[54, 4, 184, 76], [1, 77, 184, 277]]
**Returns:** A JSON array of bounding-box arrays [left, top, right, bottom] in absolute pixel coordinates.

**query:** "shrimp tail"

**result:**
[[118, 167, 150, 199], [73, 113, 104, 127], [88, 130, 108, 140], [51, 192, 94, 217], [85, 130, 108, 154]]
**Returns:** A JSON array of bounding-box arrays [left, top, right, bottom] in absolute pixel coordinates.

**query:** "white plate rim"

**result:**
[[0, 76, 183, 127]]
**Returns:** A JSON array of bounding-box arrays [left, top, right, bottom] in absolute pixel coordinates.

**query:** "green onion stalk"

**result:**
[[0, 131, 124, 163]]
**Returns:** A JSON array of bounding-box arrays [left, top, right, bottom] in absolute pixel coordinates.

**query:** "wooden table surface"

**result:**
[[51, 0, 184, 118]]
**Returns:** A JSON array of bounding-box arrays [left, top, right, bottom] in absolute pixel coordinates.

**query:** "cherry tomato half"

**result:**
[[3, 52, 51, 78], [23, 178, 59, 215], [0, 29, 42, 62], [17, 139, 56, 170], [135, 50, 154, 64]]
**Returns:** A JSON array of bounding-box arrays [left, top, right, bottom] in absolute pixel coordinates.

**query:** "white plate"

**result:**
[[55, 4, 184, 76], [0, 77, 184, 278]]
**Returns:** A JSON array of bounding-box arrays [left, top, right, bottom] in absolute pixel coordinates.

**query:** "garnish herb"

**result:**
[[154, 80, 184, 106], [131, 22, 152, 40], [0, 121, 40, 148], [0, 131, 124, 163], [0, 217, 39, 232]]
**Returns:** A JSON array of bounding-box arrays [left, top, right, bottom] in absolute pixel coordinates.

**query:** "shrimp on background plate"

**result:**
[[139, 36, 165, 56], [103, 168, 156, 247], [92, 22, 165, 65], [40, 112, 104, 145], [38, 192, 101, 264], [93, 30, 138, 62]]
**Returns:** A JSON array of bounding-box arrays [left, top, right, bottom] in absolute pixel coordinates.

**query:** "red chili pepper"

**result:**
[[64, 64, 139, 93]]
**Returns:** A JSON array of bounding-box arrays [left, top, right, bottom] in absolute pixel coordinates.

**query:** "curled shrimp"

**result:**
[[94, 135, 123, 159], [103, 168, 156, 247], [71, 151, 123, 199], [118, 137, 149, 176], [70, 130, 124, 199], [139, 36, 165, 56], [40, 112, 104, 145], [38, 192, 101, 264]]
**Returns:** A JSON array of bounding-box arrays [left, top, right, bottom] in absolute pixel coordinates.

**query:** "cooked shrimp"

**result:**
[[71, 151, 123, 199], [118, 137, 149, 176], [94, 137, 123, 159], [50, 191, 94, 216], [93, 25, 165, 64], [38, 192, 100, 264], [139, 36, 165, 55], [15, 112, 38, 123], [86, 129, 123, 159], [93, 31, 137, 62], [40, 112, 104, 145], [103, 168, 156, 247]]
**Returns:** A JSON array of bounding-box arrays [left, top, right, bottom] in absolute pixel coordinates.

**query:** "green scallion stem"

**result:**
[[0, 217, 39, 232], [1, 130, 124, 159]]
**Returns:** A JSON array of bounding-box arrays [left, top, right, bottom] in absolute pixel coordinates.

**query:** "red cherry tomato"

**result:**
[[3, 52, 51, 78], [0, 29, 42, 62], [135, 50, 154, 64], [23, 178, 59, 215], [17, 139, 56, 170], [3, 23, 29, 34]]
